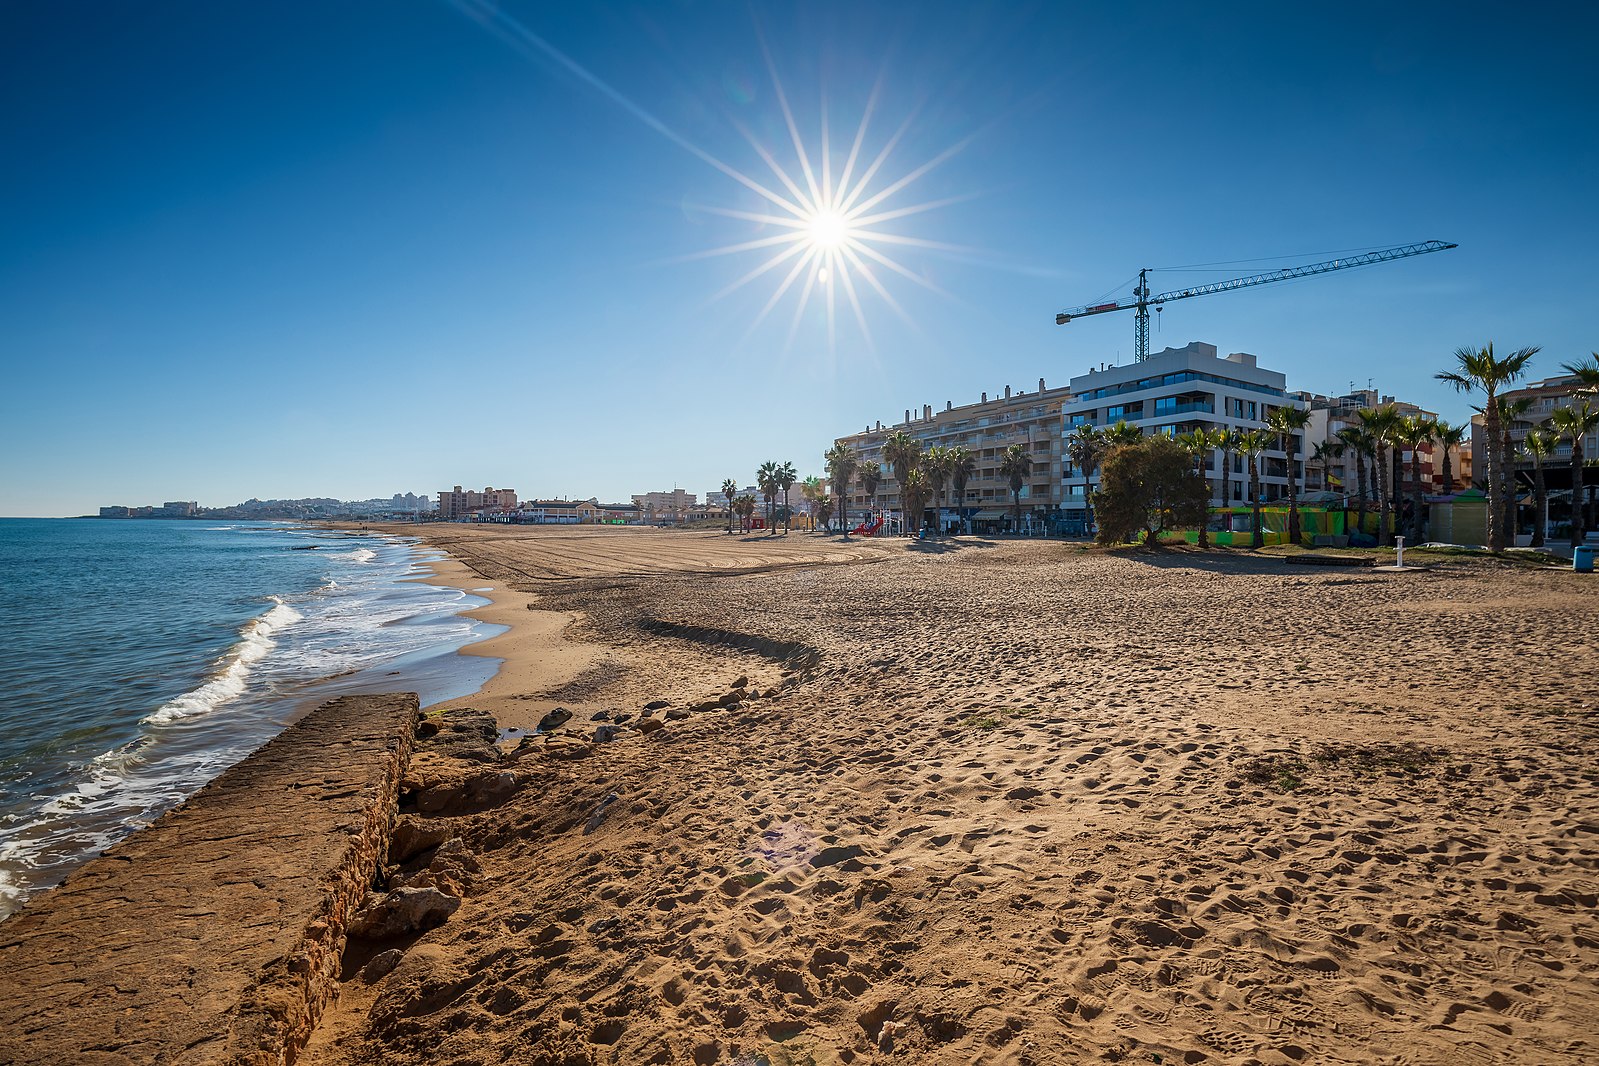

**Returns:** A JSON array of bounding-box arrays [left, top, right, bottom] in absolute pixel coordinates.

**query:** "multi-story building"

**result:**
[[833, 377, 1071, 527], [1294, 389, 1456, 499], [1472, 373, 1598, 538], [437, 485, 518, 520], [632, 489, 696, 519], [1059, 342, 1300, 522]]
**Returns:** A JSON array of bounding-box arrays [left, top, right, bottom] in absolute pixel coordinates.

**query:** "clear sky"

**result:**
[[3, 1, 1595, 516]]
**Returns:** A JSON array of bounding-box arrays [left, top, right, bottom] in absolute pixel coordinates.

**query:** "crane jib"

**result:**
[[1052, 239, 1457, 361]]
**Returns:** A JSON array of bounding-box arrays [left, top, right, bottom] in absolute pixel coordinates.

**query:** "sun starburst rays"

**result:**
[[689, 92, 962, 356]]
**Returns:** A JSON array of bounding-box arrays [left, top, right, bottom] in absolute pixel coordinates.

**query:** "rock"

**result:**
[[724, 701, 743, 713], [743, 689, 762, 701], [416, 716, 441, 738], [717, 691, 742, 707], [348, 887, 460, 939], [643, 699, 670, 711], [362, 948, 405, 982], [592, 709, 612, 722], [583, 792, 620, 835], [636, 717, 665, 734], [537, 707, 573, 731], [763, 687, 781, 699], [421, 709, 501, 763], [1005, 786, 1043, 801], [412, 768, 521, 815], [730, 676, 749, 689], [613, 712, 633, 724], [665, 708, 691, 721], [594, 724, 627, 743], [390, 816, 452, 864], [689, 699, 719, 713]]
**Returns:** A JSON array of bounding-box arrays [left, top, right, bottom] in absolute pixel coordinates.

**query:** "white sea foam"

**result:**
[[334, 547, 377, 563], [141, 599, 302, 725]]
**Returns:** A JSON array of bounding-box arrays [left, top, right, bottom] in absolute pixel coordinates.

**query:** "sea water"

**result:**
[[0, 518, 501, 917]]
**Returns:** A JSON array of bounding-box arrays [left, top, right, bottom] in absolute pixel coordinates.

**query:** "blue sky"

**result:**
[[3, 1, 1595, 516]]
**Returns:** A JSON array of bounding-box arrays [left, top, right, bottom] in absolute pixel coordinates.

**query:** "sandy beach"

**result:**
[[303, 525, 1599, 1065]]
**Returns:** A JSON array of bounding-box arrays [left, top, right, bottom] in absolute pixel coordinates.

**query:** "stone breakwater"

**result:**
[[0, 693, 419, 1066]]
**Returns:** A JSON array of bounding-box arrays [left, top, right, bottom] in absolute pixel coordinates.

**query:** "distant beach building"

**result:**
[[633, 489, 697, 521], [1059, 342, 1301, 526], [437, 485, 518, 520], [517, 499, 600, 524], [98, 506, 132, 518], [834, 377, 1071, 531]]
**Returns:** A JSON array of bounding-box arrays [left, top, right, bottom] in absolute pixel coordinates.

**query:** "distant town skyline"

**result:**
[[4, 2, 1596, 517]]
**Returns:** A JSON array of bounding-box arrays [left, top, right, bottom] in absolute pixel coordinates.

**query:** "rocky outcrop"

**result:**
[[0, 692, 420, 1066]]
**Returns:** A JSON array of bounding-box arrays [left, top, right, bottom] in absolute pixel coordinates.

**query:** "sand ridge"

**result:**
[[305, 528, 1599, 1065]]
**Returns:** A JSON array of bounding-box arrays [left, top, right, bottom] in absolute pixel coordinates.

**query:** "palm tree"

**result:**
[[734, 494, 757, 533], [901, 467, 931, 534], [999, 442, 1032, 533], [756, 461, 780, 533], [859, 463, 883, 524], [1399, 414, 1438, 544], [776, 461, 798, 533], [1267, 405, 1312, 545], [1066, 423, 1107, 537], [1437, 342, 1540, 551], [1358, 405, 1402, 546], [922, 445, 952, 533], [1175, 429, 1215, 547], [1336, 425, 1372, 536], [881, 431, 922, 521], [1494, 396, 1534, 544], [1216, 428, 1239, 512], [1561, 355, 1599, 394], [1523, 427, 1555, 548], [824, 444, 858, 537], [721, 478, 738, 534], [1236, 430, 1270, 549], [948, 446, 976, 533], [1549, 399, 1599, 546], [800, 475, 826, 532], [1433, 421, 1466, 494], [1104, 420, 1142, 448]]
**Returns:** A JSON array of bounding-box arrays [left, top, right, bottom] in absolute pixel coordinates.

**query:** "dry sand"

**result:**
[[305, 526, 1599, 1065]]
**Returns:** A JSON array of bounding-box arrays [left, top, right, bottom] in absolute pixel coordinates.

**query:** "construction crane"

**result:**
[[1054, 240, 1458, 362]]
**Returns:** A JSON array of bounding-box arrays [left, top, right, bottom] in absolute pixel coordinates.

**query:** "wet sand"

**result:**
[[306, 526, 1599, 1065]]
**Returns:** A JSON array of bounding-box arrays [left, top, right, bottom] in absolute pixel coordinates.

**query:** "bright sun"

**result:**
[[807, 209, 849, 250]]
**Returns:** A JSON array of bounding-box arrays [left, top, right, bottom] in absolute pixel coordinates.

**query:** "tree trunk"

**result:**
[[1442, 450, 1455, 494], [1354, 450, 1368, 537], [1286, 437, 1301, 545], [1391, 445, 1403, 545], [1483, 395, 1503, 550], [1410, 449, 1425, 544], [1531, 459, 1545, 548], [1500, 428, 1517, 546], [1375, 445, 1390, 547], [1249, 458, 1263, 549], [1573, 443, 1587, 547]]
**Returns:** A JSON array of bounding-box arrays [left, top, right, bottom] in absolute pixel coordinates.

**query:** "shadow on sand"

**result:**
[[1101, 545, 1296, 575], [905, 536, 998, 555]]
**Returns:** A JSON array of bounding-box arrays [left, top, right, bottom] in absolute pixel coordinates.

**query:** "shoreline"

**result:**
[[400, 542, 605, 731]]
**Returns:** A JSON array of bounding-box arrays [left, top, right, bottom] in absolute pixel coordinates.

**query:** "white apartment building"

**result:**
[[1060, 341, 1302, 520]]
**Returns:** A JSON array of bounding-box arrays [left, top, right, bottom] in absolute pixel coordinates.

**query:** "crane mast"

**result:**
[[1055, 240, 1458, 361]]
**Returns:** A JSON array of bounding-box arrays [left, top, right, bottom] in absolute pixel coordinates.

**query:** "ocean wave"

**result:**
[[336, 547, 377, 563], [141, 599, 302, 725]]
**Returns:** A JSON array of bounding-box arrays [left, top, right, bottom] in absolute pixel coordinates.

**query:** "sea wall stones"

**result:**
[[0, 692, 420, 1066]]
